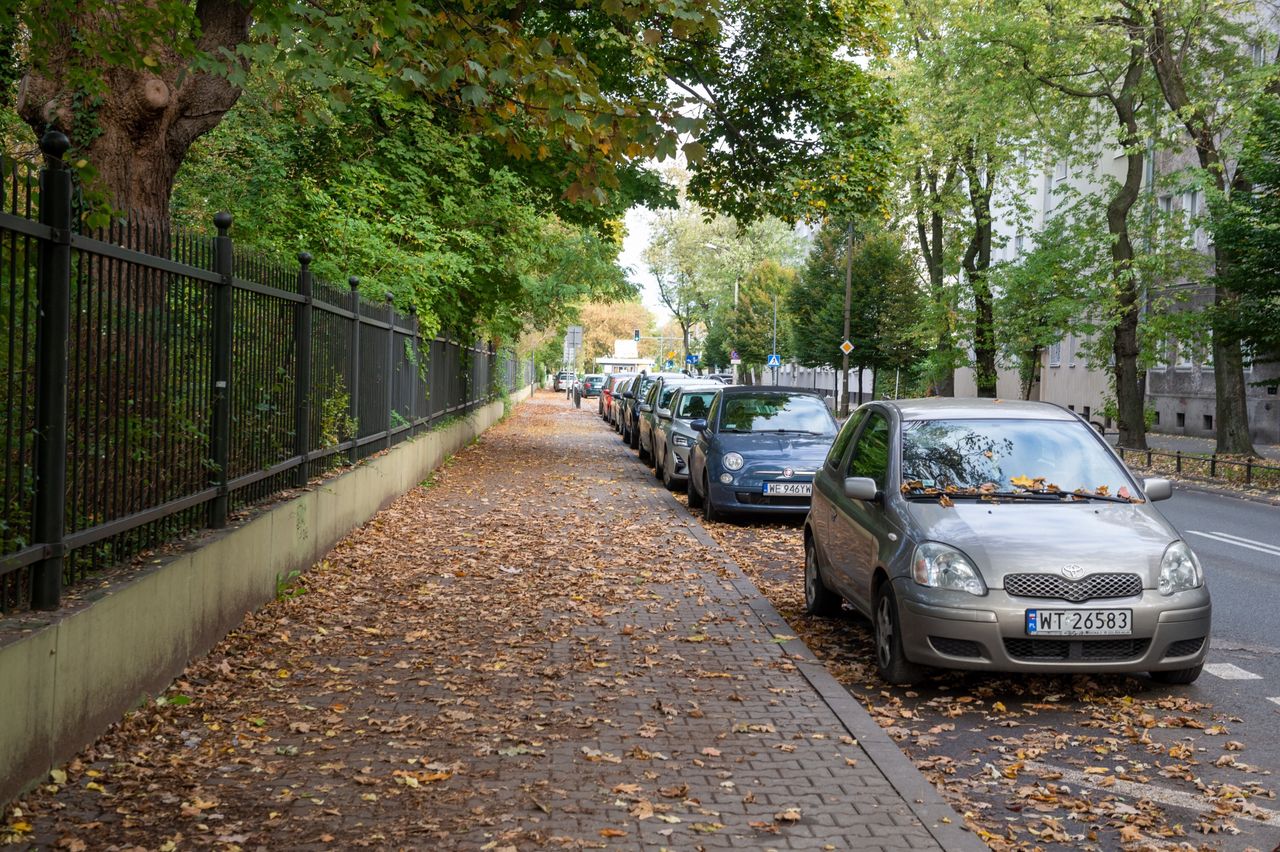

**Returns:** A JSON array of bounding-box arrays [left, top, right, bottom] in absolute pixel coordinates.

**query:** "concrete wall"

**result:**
[[0, 387, 531, 806]]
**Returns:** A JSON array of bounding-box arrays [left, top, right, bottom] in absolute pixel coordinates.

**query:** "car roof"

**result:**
[[671, 382, 723, 392], [883, 397, 1078, 421], [715, 385, 826, 397]]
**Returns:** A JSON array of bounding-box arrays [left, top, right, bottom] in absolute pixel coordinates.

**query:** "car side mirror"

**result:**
[[843, 476, 879, 502], [1142, 477, 1173, 502], [623, 392, 634, 400], [638, 403, 652, 413], [690, 418, 708, 434]]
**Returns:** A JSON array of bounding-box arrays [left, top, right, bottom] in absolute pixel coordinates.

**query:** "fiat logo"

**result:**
[[782, 467, 794, 478], [1061, 563, 1085, 579]]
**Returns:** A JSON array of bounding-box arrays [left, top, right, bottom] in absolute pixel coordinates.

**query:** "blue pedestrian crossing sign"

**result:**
[[766, 353, 782, 368], [665, 359, 674, 369]]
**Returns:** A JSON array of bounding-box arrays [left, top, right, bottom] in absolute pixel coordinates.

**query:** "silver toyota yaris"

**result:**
[[804, 398, 1211, 686]]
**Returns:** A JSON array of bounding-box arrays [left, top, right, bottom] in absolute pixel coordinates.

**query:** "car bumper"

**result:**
[[666, 444, 693, 480], [707, 479, 813, 514], [893, 578, 1212, 673]]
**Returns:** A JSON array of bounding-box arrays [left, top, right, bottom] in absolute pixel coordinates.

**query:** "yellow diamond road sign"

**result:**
[[840, 340, 854, 355]]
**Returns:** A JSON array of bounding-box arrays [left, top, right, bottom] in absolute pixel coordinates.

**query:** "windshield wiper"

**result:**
[[756, 429, 824, 435]]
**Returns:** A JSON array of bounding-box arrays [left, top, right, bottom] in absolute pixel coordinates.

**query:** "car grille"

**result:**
[[734, 492, 810, 507], [929, 637, 983, 658], [1164, 637, 1206, 659], [1004, 572, 1142, 603], [1003, 638, 1150, 662]]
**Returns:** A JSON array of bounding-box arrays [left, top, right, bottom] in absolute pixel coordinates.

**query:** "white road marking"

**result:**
[[1269, 697, 1280, 708], [1024, 761, 1280, 828], [1187, 529, 1280, 557], [1203, 662, 1263, 680]]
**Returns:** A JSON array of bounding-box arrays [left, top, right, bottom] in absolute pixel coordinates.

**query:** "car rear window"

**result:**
[[718, 393, 836, 435]]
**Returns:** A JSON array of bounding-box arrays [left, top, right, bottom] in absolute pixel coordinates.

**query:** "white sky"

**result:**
[[618, 204, 670, 321]]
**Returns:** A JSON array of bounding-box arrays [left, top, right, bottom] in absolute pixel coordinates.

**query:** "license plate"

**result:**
[[763, 482, 811, 496], [1025, 609, 1132, 636]]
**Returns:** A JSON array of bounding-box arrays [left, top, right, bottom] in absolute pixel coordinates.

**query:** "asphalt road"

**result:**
[[1157, 486, 1280, 792]]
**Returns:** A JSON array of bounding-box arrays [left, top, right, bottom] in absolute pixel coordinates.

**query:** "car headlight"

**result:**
[[1159, 540, 1203, 595], [722, 452, 744, 471], [911, 542, 987, 596], [673, 433, 693, 447]]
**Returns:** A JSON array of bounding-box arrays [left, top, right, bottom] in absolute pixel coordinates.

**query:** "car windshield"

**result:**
[[718, 393, 836, 435], [677, 391, 715, 419], [901, 418, 1133, 494]]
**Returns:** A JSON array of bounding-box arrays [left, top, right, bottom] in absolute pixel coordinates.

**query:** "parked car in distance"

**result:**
[[803, 397, 1210, 686], [636, 375, 700, 464], [619, 372, 686, 448], [610, 375, 637, 430], [601, 373, 636, 421], [553, 370, 574, 392], [653, 383, 722, 490], [580, 373, 605, 398], [687, 386, 838, 522]]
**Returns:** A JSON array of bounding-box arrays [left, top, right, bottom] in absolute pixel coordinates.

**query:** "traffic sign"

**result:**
[[766, 353, 782, 368], [840, 340, 854, 355], [729, 356, 741, 366], [686, 353, 699, 364], [665, 359, 674, 369]]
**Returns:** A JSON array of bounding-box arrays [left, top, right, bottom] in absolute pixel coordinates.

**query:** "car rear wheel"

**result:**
[[873, 583, 927, 686], [661, 451, 679, 490], [804, 537, 842, 616], [629, 424, 640, 450], [686, 468, 704, 508], [1150, 664, 1203, 685]]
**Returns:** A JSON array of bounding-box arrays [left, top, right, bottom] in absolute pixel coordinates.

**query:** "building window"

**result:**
[[1049, 340, 1062, 367], [1203, 414, 1214, 431], [1014, 234, 1024, 256], [1083, 405, 1091, 420], [1055, 160, 1068, 181], [1159, 195, 1173, 215], [1253, 43, 1267, 66], [1268, 386, 1277, 396], [1175, 343, 1192, 370], [1152, 411, 1159, 425], [1067, 405, 1075, 411], [1176, 412, 1186, 428]]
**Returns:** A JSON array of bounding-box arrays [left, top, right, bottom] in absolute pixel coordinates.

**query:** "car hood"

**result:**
[[902, 500, 1177, 588], [719, 433, 833, 465]]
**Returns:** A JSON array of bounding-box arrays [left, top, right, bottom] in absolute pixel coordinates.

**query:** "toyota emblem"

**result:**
[[782, 467, 794, 478], [1061, 563, 1085, 579]]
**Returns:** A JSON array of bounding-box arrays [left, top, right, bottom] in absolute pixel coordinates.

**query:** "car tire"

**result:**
[[873, 583, 927, 686], [638, 437, 651, 464], [687, 468, 704, 508], [653, 445, 665, 479], [1150, 664, 1203, 685], [804, 537, 842, 616], [629, 426, 640, 450], [702, 475, 725, 522]]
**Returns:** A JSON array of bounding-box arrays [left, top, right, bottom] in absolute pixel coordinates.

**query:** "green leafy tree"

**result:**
[[729, 260, 795, 373]]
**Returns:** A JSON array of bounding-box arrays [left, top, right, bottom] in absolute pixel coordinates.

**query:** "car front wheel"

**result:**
[[804, 537, 842, 616], [703, 475, 725, 522], [873, 583, 927, 686]]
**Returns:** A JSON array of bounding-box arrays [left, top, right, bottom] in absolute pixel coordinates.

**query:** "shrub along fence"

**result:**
[[1, 132, 532, 613]]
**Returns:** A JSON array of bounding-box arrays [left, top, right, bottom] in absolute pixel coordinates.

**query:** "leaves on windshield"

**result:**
[[901, 473, 1144, 506]]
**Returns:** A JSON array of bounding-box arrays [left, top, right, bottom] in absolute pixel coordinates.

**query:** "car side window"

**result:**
[[825, 410, 865, 471], [846, 412, 890, 489], [646, 383, 659, 405], [704, 394, 720, 429]]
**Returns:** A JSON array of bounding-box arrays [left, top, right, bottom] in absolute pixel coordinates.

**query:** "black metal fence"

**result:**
[[1, 133, 533, 613], [1115, 446, 1280, 491]]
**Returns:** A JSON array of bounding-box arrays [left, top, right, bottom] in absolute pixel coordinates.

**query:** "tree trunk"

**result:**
[[18, 0, 252, 225], [1106, 70, 1148, 450], [1147, 7, 1257, 456], [915, 166, 955, 396], [961, 147, 996, 398]]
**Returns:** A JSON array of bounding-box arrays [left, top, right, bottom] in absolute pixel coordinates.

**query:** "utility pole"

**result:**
[[841, 223, 853, 416], [771, 293, 779, 385]]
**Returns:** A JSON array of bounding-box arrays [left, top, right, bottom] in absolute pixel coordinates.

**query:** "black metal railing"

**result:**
[[0, 133, 533, 613], [1115, 446, 1280, 491]]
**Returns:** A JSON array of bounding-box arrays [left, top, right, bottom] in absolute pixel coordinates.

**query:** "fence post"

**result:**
[[408, 306, 420, 437], [1210, 454, 1217, 478], [1175, 450, 1182, 474], [30, 131, 73, 610], [294, 252, 314, 487], [208, 211, 234, 528], [348, 276, 360, 465], [1246, 458, 1253, 485], [385, 293, 395, 450]]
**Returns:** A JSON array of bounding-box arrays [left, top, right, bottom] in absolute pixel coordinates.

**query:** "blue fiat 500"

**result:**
[[687, 387, 837, 521]]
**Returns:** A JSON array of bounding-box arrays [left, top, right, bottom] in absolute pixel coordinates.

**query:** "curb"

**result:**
[[673, 505, 987, 852]]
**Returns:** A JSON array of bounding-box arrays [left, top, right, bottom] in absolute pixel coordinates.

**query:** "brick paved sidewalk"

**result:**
[[13, 391, 980, 850]]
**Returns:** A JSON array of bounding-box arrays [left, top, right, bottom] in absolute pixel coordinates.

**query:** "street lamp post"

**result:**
[[771, 293, 778, 385]]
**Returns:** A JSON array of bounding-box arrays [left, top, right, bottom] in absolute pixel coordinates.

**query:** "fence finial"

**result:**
[[348, 276, 360, 290], [39, 130, 70, 161], [297, 251, 312, 267], [213, 211, 233, 236], [385, 292, 394, 303]]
